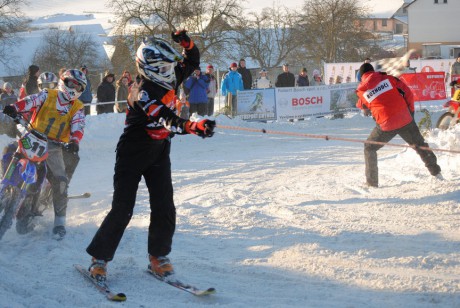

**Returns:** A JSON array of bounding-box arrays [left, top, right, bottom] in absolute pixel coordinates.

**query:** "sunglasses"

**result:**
[[64, 78, 84, 92]]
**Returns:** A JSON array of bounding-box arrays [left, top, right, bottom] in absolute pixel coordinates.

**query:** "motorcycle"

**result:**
[[436, 82, 460, 130], [0, 113, 50, 240]]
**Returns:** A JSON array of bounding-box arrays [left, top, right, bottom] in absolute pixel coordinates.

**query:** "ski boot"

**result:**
[[148, 255, 174, 277], [89, 258, 107, 282]]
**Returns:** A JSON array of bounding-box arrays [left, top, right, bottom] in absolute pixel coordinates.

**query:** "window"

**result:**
[[382, 20, 387, 27], [434, 0, 448, 3]]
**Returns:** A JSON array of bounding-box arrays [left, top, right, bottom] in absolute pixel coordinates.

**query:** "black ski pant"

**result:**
[[189, 102, 208, 117], [364, 120, 441, 187], [86, 137, 175, 261]]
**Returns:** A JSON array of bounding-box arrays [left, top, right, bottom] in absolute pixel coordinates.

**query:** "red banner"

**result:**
[[400, 72, 446, 102], [451, 74, 460, 96]]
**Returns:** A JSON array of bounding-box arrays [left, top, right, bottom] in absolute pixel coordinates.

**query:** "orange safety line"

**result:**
[[216, 125, 460, 154]]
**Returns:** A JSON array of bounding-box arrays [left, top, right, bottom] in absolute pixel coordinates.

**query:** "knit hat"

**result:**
[[312, 69, 321, 77], [260, 68, 267, 73], [359, 63, 374, 76], [301, 67, 307, 73], [104, 70, 115, 78], [230, 62, 238, 68], [207, 64, 214, 69]]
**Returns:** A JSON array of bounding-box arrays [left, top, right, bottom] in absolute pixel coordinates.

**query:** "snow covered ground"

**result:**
[[0, 104, 459, 307]]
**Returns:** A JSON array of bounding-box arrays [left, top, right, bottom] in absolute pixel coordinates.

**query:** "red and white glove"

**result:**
[[185, 119, 216, 138]]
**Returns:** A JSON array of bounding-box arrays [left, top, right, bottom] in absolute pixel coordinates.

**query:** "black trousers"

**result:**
[[207, 97, 215, 116], [96, 103, 114, 114], [86, 136, 175, 261], [189, 103, 208, 117], [364, 120, 441, 186]]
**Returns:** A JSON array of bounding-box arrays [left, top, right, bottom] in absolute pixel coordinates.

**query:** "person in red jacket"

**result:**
[[356, 63, 441, 187]]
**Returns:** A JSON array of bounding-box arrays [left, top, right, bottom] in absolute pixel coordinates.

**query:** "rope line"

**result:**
[[217, 125, 460, 154]]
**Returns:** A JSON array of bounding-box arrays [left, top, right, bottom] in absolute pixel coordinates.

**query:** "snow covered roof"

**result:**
[[393, 16, 408, 24], [0, 14, 114, 78], [363, 0, 407, 18], [0, 30, 46, 78]]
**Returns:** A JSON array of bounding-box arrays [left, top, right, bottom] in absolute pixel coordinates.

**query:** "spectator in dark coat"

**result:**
[[96, 71, 116, 114], [19, 65, 40, 99], [79, 65, 93, 116], [296, 67, 309, 87], [275, 63, 295, 87], [0, 82, 17, 106], [237, 58, 252, 90]]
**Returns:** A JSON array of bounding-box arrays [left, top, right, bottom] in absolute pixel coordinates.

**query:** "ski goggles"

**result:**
[[64, 78, 84, 92], [40, 82, 56, 89]]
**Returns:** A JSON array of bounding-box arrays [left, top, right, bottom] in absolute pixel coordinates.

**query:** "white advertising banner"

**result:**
[[275, 83, 359, 121], [324, 63, 362, 85], [324, 59, 457, 86], [236, 89, 276, 121]]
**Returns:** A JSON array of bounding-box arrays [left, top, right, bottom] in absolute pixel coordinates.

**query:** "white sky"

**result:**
[[22, 0, 405, 18]]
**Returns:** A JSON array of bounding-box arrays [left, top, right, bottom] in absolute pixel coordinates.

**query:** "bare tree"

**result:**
[[296, 0, 373, 64], [108, 0, 243, 67], [0, 0, 29, 68], [110, 35, 136, 76], [33, 28, 101, 74], [231, 5, 300, 69]]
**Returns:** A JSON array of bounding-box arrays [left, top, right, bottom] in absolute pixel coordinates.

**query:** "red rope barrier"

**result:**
[[216, 125, 460, 154]]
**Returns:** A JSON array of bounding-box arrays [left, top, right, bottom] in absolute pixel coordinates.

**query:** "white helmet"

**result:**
[[136, 36, 183, 90], [58, 69, 87, 101], [38, 72, 58, 90]]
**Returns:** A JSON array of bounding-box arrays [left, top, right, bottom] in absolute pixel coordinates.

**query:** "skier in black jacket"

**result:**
[[86, 30, 216, 282]]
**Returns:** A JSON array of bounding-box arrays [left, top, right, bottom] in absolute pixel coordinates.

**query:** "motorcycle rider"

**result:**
[[2, 69, 87, 239]]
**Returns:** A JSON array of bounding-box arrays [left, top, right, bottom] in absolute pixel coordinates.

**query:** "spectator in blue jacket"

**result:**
[[80, 65, 93, 115], [184, 67, 209, 116], [221, 62, 243, 116]]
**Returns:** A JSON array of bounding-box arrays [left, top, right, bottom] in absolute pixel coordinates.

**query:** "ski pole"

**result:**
[[216, 125, 460, 155]]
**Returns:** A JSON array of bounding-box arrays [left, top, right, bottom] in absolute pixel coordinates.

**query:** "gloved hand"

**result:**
[[3, 105, 18, 119], [171, 30, 191, 49], [362, 109, 371, 117], [450, 80, 458, 87], [65, 141, 79, 154], [186, 119, 216, 138]]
